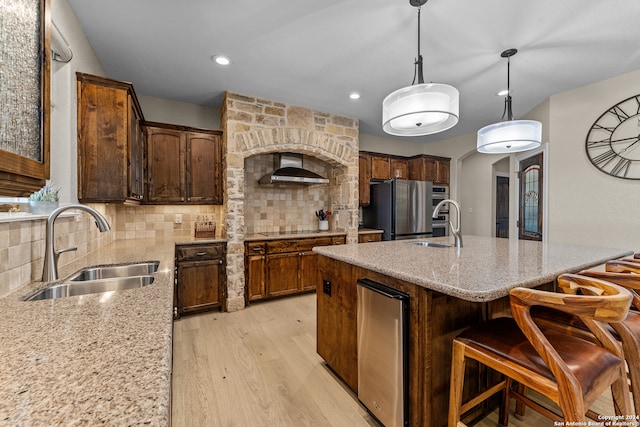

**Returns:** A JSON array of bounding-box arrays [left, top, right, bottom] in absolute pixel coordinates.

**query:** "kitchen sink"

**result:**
[[68, 261, 160, 281], [26, 275, 155, 301], [411, 241, 455, 248]]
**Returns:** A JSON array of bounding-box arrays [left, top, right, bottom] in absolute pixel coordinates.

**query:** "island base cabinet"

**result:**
[[315, 255, 548, 427]]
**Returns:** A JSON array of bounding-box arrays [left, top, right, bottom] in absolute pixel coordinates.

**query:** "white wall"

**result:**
[[137, 95, 221, 129], [50, 0, 105, 203], [547, 69, 640, 249]]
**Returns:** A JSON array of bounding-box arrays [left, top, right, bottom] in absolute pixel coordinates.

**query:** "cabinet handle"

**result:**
[[196, 252, 207, 256], [252, 247, 262, 252], [219, 259, 223, 265]]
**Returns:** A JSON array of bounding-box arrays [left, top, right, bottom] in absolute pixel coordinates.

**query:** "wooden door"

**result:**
[[300, 250, 318, 291], [496, 176, 509, 238], [266, 253, 300, 297], [177, 259, 222, 314], [519, 152, 543, 241], [186, 132, 220, 203], [147, 127, 185, 203], [246, 254, 266, 301]]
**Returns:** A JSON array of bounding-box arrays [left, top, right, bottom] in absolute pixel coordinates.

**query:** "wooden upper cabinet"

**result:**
[[408, 155, 451, 185], [77, 73, 145, 203], [146, 122, 223, 204], [358, 154, 372, 206], [390, 158, 408, 179], [146, 126, 185, 203], [187, 132, 222, 204], [370, 154, 391, 180]]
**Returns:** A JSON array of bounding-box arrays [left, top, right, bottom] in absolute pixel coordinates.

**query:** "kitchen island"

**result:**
[[0, 235, 224, 426], [313, 235, 633, 427]]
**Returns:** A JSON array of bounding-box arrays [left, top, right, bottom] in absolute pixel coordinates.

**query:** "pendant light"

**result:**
[[382, 0, 459, 137], [477, 49, 541, 154]]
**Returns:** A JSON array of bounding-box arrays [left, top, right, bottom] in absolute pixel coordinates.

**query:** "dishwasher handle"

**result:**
[[358, 278, 410, 300]]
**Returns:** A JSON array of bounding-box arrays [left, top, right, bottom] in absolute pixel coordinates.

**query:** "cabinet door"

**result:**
[[77, 83, 129, 201], [358, 154, 371, 206], [128, 98, 144, 200], [436, 160, 450, 184], [186, 132, 222, 204], [300, 250, 318, 292], [316, 255, 358, 391], [147, 127, 186, 203], [176, 259, 223, 314], [358, 233, 382, 243], [371, 155, 391, 180], [266, 253, 300, 297], [390, 158, 408, 179], [246, 254, 266, 301]]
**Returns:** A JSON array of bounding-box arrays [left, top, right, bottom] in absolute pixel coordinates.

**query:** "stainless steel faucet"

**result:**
[[42, 204, 111, 282], [433, 199, 463, 248]]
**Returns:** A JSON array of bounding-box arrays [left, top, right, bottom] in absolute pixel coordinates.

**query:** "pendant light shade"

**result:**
[[382, 0, 459, 137], [383, 83, 459, 136], [477, 120, 541, 153], [477, 48, 541, 154]]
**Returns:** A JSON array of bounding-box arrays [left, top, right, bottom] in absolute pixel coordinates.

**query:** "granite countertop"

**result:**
[[0, 234, 226, 426], [245, 230, 347, 241], [313, 235, 633, 302]]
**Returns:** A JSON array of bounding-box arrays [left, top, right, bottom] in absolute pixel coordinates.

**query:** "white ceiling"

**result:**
[[67, 0, 640, 143]]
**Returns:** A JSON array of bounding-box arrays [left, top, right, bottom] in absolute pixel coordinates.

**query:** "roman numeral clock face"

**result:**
[[586, 95, 640, 180]]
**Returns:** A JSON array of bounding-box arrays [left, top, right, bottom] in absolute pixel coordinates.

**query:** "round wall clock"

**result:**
[[585, 94, 640, 180]]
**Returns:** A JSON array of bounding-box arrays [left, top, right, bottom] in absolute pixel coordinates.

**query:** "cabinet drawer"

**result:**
[[246, 242, 266, 255], [176, 244, 224, 261], [266, 237, 334, 254]]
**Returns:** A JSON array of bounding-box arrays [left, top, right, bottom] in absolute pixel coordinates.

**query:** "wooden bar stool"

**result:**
[[448, 274, 633, 427]]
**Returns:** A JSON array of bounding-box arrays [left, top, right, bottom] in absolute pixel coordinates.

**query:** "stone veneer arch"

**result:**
[[222, 92, 359, 312]]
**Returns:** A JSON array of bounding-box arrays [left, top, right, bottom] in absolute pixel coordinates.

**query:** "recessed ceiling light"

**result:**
[[212, 55, 231, 66], [349, 92, 361, 100]]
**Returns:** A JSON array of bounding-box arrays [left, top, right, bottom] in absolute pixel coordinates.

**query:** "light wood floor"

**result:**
[[171, 293, 616, 427]]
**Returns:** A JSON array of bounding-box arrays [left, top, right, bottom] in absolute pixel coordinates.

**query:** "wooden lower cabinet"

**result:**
[[175, 243, 226, 317], [245, 235, 345, 303]]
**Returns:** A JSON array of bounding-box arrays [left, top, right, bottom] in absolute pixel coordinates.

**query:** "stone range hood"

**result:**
[[221, 91, 360, 311], [258, 152, 329, 185]]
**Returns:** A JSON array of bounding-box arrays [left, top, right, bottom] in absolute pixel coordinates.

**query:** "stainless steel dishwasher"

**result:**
[[357, 278, 409, 427]]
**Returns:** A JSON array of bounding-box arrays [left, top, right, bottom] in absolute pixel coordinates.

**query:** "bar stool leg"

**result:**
[[448, 340, 467, 427]]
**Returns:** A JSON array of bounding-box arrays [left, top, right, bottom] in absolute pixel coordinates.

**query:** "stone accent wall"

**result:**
[[222, 92, 359, 312]]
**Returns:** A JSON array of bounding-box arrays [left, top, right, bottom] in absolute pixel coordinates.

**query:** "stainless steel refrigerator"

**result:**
[[362, 179, 432, 240]]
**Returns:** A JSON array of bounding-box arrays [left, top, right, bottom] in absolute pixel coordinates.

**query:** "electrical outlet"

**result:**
[[323, 280, 332, 296], [174, 214, 182, 224]]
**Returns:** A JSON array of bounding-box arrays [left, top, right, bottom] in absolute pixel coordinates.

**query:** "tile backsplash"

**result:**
[[0, 204, 225, 297]]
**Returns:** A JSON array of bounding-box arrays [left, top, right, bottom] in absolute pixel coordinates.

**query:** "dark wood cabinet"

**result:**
[[390, 157, 408, 179], [146, 122, 222, 204], [244, 235, 346, 303], [175, 243, 226, 317], [316, 255, 358, 391], [358, 232, 383, 243], [77, 73, 145, 203], [408, 154, 451, 184], [358, 154, 371, 206], [370, 154, 391, 180]]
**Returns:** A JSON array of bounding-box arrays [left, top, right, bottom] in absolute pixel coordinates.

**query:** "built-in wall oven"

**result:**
[[431, 185, 449, 237]]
